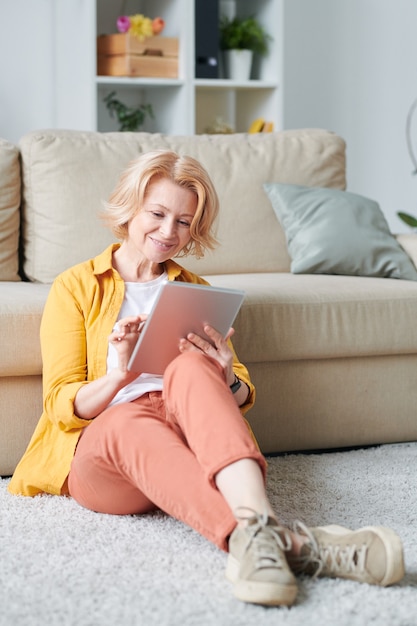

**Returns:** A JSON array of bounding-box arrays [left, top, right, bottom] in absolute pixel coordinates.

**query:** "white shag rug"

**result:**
[[1, 442, 416, 626]]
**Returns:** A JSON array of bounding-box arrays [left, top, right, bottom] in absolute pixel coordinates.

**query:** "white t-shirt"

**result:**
[[107, 272, 168, 406]]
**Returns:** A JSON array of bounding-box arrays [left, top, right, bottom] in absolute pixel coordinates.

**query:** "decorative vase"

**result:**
[[224, 49, 253, 81]]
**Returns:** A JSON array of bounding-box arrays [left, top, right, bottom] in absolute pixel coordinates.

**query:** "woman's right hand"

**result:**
[[74, 314, 148, 420], [108, 314, 148, 374]]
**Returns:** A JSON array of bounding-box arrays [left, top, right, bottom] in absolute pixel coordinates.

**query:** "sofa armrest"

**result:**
[[396, 233, 417, 268]]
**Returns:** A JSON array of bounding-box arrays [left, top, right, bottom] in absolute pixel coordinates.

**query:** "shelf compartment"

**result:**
[[195, 85, 279, 134], [97, 83, 189, 135]]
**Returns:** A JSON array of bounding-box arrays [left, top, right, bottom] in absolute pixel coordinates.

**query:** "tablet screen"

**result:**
[[127, 281, 245, 375]]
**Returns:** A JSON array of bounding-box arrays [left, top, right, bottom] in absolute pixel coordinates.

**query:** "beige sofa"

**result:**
[[2, 128, 417, 478]]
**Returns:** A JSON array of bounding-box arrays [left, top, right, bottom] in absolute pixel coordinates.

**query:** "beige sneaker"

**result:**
[[290, 522, 405, 587], [226, 509, 298, 606]]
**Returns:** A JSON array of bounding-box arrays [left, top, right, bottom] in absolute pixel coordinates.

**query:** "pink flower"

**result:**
[[117, 16, 131, 33]]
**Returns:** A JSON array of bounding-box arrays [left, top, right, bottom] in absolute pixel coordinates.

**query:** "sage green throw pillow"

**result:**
[[263, 183, 417, 281]]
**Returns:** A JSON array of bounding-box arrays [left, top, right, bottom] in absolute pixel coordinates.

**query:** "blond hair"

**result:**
[[102, 150, 219, 258]]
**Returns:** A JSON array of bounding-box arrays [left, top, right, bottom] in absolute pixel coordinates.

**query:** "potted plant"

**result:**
[[219, 15, 271, 80], [103, 91, 154, 132]]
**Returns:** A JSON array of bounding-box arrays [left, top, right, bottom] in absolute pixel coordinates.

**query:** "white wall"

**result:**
[[1, 0, 417, 231], [0, 0, 96, 141], [283, 0, 417, 232], [0, 0, 55, 142]]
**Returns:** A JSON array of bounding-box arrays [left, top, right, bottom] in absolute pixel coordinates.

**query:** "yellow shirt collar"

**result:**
[[92, 243, 186, 281]]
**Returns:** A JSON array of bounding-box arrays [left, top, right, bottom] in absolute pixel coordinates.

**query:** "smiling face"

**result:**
[[125, 176, 198, 267], [105, 151, 220, 278]]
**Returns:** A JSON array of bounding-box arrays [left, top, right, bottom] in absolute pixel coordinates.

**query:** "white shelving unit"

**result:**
[[55, 0, 283, 135]]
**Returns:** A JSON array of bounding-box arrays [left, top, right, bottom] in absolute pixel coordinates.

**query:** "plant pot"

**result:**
[[224, 49, 253, 81]]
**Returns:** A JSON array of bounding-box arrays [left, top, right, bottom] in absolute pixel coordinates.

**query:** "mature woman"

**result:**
[[9, 151, 404, 606]]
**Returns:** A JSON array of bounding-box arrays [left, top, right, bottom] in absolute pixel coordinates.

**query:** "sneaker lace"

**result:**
[[235, 508, 292, 570], [293, 521, 368, 578]]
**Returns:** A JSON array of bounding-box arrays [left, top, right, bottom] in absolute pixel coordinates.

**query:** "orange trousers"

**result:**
[[68, 351, 266, 550]]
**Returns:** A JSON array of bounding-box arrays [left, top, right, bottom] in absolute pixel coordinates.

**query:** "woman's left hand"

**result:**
[[178, 324, 236, 386]]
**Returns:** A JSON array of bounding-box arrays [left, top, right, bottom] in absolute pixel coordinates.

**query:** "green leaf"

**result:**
[[397, 211, 417, 228], [219, 16, 272, 55], [103, 91, 154, 132]]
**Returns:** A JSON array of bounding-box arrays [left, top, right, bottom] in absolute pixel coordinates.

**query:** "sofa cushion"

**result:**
[[0, 282, 51, 376], [19, 129, 346, 283], [3, 273, 417, 380], [0, 138, 21, 281], [207, 273, 417, 362], [264, 183, 417, 281]]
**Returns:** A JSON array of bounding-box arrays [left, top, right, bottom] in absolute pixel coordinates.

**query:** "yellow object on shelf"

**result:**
[[248, 118, 274, 133], [248, 118, 265, 133]]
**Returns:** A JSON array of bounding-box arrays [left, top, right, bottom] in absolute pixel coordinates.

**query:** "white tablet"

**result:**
[[127, 281, 245, 375]]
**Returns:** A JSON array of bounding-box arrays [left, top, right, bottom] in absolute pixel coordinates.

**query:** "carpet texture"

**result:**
[[1, 442, 416, 626]]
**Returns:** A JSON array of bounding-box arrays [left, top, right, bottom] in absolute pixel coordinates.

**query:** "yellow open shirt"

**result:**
[[8, 244, 255, 497]]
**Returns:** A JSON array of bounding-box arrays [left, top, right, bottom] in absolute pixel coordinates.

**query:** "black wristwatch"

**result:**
[[230, 375, 242, 394]]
